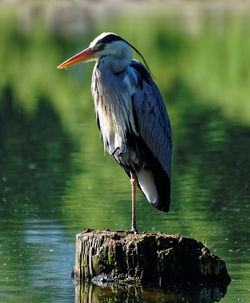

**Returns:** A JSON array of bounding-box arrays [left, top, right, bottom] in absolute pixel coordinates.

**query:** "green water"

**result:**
[[0, 3, 249, 302]]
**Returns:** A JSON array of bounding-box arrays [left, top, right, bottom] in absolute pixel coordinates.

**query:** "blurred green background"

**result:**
[[0, 1, 249, 302]]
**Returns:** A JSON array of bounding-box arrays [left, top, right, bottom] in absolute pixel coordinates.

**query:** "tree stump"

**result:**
[[73, 229, 230, 290]]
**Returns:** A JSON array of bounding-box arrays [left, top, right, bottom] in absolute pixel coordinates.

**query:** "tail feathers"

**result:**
[[137, 169, 158, 205], [136, 168, 171, 212]]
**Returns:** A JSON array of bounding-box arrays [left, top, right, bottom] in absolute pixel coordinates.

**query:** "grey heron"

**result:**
[[57, 32, 172, 233]]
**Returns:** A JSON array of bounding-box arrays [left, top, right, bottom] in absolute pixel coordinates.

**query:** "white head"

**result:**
[[89, 32, 133, 73], [90, 32, 131, 58]]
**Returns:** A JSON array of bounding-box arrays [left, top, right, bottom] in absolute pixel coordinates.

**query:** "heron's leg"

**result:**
[[130, 172, 138, 234]]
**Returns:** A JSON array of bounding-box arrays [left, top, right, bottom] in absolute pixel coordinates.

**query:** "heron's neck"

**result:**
[[98, 47, 132, 74]]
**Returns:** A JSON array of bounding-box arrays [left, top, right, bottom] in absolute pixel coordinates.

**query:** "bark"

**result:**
[[73, 229, 231, 289]]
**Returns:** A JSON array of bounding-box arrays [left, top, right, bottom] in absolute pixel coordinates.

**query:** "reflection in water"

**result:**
[[170, 79, 250, 249], [0, 86, 78, 218], [75, 282, 228, 303], [0, 85, 78, 302]]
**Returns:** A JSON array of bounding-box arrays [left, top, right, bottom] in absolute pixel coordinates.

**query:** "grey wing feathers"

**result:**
[[131, 63, 173, 177]]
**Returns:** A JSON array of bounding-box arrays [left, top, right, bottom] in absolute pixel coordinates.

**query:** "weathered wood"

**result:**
[[73, 229, 230, 289]]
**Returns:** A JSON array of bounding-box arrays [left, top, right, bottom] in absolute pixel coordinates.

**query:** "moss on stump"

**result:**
[[73, 229, 230, 289]]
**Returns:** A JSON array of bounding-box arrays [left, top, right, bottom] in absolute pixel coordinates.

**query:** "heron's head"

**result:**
[[57, 32, 131, 69], [57, 32, 150, 72]]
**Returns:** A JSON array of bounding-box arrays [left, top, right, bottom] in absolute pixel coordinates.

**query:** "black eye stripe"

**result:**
[[99, 43, 106, 50], [98, 34, 122, 44]]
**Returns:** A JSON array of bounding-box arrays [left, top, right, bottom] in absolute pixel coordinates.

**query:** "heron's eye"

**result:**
[[98, 43, 106, 50]]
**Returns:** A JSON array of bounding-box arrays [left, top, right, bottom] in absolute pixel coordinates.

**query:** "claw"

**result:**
[[131, 226, 138, 234]]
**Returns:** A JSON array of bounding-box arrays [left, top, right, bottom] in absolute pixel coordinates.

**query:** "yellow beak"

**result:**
[[57, 48, 95, 69]]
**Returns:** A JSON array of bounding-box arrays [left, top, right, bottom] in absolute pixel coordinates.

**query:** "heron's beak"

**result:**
[[57, 48, 95, 69]]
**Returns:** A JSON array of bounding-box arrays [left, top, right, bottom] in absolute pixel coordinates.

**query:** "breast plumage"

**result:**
[[91, 60, 138, 156]]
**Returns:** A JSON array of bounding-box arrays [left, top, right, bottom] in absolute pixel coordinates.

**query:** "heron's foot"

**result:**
[[131, 226, 138, 234]]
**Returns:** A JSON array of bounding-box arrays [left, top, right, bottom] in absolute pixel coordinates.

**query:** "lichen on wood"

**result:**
[[73, 229, 230, 290]]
